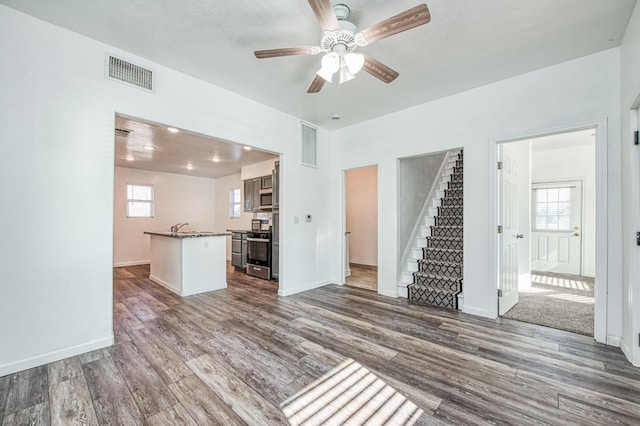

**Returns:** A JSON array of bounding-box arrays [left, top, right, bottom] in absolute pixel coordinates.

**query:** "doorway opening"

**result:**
[[497, 128, 598, 336], [112, 113, 282, 301], [344, 165, 378, 292]]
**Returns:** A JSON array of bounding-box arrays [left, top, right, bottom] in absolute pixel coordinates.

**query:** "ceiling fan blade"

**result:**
[[254, 47, 317, 59], [362, 55, 399, 84], [356, 4, 431, 46], [307, 0, 340, 30], [307, 74, 326, 93]]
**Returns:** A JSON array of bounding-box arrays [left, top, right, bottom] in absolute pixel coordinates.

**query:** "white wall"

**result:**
[[531, 140, 596, 277], [620, 2, 640, 365], [328, 47, 622, 345], [345, 166, 378, 266], [113, 167, 217, 266], [214, 173, 254, 258], [241, 158, 277, 180], [0, 5, 333, 375]]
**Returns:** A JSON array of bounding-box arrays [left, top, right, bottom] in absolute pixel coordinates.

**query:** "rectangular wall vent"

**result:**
[[300, 122, 317, 167], [106, 54, 154, 92], [114, 128, 132, 137]]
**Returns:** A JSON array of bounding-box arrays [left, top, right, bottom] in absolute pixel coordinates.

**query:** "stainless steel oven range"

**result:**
[[246, 231, 272, 280]]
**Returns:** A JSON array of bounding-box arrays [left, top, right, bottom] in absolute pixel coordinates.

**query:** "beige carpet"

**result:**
[[502, 271, 594, 336], [280, 359, 423, 426]]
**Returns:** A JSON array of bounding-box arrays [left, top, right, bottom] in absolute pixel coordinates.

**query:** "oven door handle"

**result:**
[[247, 238, 270, 242]]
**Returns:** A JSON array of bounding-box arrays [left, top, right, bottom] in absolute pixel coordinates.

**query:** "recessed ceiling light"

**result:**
[[167, 127, 179, 133], [211, 157, 221, 162], [142, 145, 156, 151], [186, 163, 194, 170], [124, 155, 135, 161], [243, 146, 252, 151]]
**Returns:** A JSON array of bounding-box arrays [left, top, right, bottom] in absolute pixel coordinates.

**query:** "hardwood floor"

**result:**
[[345, 263, 378, 292], [2, 264, 640, 425]]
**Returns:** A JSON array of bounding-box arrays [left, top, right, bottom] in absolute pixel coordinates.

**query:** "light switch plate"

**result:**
[[305, 214, 312, 222], [293, 216, 299, 224]]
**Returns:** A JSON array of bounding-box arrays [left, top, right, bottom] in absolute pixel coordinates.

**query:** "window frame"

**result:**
[[126, 183, 154, 218]]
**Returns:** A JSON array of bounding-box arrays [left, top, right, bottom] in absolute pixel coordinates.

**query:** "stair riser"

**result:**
[[418, 261, 463, 278], [434, 216, 462, 226], [422, 248, 463, 263], [412, 275, 462, 292], [450, 172, 463, 183], [408, 287, 458, 309], [444, 189, 463, 198], [427, 238, 463, 250], [431, 227, 463, 238], [437, 206, 463, 217], [441, 197, 463, 207], [448, 181, 463, 190]]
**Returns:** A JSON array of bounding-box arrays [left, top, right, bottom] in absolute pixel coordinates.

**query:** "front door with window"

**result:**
[[531, 181, 583, 275]]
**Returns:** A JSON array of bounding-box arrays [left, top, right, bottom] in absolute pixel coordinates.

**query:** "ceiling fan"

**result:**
[[254, 1, 431, 93]]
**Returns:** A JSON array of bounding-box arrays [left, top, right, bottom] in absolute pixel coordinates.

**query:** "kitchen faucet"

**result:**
[[171, 222, 189, 233]]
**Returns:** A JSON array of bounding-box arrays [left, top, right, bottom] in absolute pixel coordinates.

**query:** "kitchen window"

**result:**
[[127, 184, 154, 218], [230, 188, 241, 218]]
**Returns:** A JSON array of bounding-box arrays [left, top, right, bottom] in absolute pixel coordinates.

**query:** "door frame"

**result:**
[[488, 120, 608, 344], [341, 163, 380, 291]]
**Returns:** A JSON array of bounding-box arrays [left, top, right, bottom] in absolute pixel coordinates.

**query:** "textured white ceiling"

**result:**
[[1, 0, 636, 129], [114, 115, 277, 179]]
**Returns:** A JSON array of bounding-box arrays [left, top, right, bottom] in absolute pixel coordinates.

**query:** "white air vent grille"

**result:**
[[301, 122, 317, 167], [115, 128, 132, 137], [107, 55, 154, 91]]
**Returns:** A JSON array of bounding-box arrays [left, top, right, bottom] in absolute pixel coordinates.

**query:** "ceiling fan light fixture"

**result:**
[[339, 66, 356, 84], [317, 52, 340, 82], [344, 52, 364, 74]]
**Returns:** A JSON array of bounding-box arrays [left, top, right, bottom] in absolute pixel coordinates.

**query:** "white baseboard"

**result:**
[[149, 274, 183, 296], [114, 260, 150, 268], [279, 280, 332, 297], [619, 336, 638, 366], [378, 288, 398, 298], [397, 284, 408, 298], [0, 335, 114, 377], [606, 335, 621, 347], [462, 305, 492, 318]]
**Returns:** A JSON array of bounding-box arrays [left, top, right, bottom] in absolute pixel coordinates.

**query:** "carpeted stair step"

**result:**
[[434, 216, 463, 226], [426, 236, 463, 250], [422, 247, 463, 263], [437, 206, 463, 217], [407, 283, 460, 309], [431, 225, 463, 238], [447, 181, 463, 190], [414, 271, 462, 291], [450, 172, 463, 183], [417, 259, 463, 278], [444, 188, 463, 198], [453, 165, 463, 174], [441, 196, 463, 207]]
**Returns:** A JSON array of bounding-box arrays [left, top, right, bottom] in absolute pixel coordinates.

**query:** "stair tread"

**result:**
[[407, 283, 462, 295], [423, 247, 463, 252], [413, 272, 462, 281], [427, 236, 463, 240], [417, 259, 463, 265]]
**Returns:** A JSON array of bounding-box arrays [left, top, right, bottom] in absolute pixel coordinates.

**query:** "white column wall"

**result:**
[[620, 2, 640, 366], [0, 6, 333, 375], [328, 48, 622, 342]]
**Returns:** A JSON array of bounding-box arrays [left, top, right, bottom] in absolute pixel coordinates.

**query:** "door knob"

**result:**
[[516, 234, 524, 239], [573, 232, 580, 236]]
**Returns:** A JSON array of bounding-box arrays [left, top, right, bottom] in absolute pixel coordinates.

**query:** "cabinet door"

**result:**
[[252, 178, 261, 211], [273, 161, 279, 209], [261, 175, 273, 190], [243, 179, 253, 212]]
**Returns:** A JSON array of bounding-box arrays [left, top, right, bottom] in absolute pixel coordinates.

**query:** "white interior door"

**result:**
[[531, 181, 583, 275], [498, 146, 521, 315]]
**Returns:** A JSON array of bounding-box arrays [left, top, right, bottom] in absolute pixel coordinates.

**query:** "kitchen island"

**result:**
[[144, 231, 230, 296]]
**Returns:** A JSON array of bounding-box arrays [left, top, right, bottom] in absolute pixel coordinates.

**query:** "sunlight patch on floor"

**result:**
[[280, 359, 423, 426]]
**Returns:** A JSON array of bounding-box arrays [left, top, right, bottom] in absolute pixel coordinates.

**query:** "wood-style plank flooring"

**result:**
[[2, 264, 640, 425], [345, 263, 378, 292]]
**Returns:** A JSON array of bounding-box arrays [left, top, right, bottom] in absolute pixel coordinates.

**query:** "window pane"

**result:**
[[536, 189, 547, 203], [546, 215, 558, 230], [558, 202, 570, 216], [547, 203, 558, 216], [536, 217, 547, 230], [132, 185, 153, 200], [233, 189, 241, 203], [233, 204, 241, 218], [547, 188, 559, 202], [558, 216, 571, 230], [558, 188, 571, 202], [128, 201, 151, 217]]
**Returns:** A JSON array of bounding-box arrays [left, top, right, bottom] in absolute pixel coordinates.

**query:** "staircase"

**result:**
[[407, 150, 463, 310]]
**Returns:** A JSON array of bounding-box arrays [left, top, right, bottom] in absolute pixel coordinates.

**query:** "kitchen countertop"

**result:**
[[227, 229, 251, 233], [144, 231, 230, 238]]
